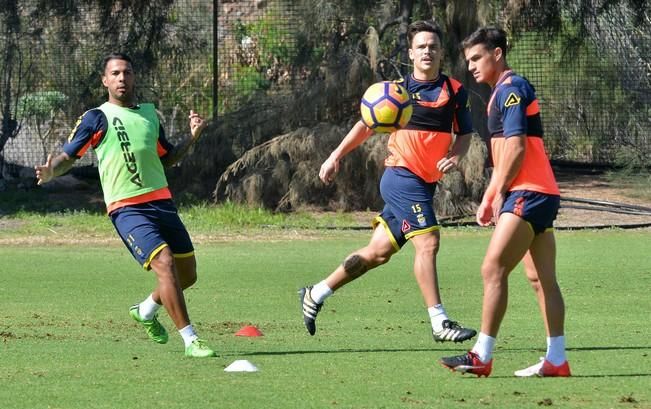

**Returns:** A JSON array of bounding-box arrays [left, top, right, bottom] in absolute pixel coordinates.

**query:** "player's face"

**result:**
[[102, 58, 135, 106], [409, 31, 442, 79], [464, 44, 502, 87]]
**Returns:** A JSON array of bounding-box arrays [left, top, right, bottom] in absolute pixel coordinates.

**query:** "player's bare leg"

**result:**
[[479, 213, 533, 337], [325, 226, 396, 290], [173, 255, 198, 290], [300, 226, 395, 335], [412, 230, 475, 342], [149, 247, 191, 329], [516, 231, 570, 377], [410, 230, 442, 307], [440, 213, 531, 375], [142, 249, 215, 357]]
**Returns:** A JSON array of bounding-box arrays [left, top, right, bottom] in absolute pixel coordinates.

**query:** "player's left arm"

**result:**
[[437, 84, 473, 173], [160, 110, 207, 168]]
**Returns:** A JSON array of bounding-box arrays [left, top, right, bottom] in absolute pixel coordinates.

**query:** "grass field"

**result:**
[[1, 227, 650, 409]]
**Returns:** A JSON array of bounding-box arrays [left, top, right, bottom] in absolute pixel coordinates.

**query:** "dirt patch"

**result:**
[[555, 171, 651, 228]]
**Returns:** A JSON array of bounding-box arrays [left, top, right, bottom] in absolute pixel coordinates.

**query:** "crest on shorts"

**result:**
[[504, 92, 521, 107]]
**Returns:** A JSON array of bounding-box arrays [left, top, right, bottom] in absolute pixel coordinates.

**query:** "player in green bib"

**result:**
[[35, 53, 216, 358]]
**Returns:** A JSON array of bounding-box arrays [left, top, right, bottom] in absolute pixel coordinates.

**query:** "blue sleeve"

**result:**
[[497, 85, 527, 137], [453, 86, 473, 135], [157, 124, 175, 158], [63, 109, 107, 158]]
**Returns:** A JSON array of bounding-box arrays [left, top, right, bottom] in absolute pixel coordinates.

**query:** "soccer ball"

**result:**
[[360, 81, 413, 133]]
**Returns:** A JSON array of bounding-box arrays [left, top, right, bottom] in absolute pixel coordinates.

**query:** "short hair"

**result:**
[[407, 20, 443, 47], [101, 52, 133, 73], [461, 26, 508, 57]]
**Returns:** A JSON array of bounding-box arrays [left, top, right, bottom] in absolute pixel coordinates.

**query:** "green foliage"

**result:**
[[246, 12, 297, 66], [508, 25, 644, 164], [17, 91, 68, 122], [219, 4, 302, 115]]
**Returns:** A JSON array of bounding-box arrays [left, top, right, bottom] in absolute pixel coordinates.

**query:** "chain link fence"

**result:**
[[0, 0, 213, 177], [1, 0, 649, 183]]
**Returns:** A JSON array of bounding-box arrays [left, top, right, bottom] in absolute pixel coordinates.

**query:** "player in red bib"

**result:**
[[440, 27, 570, 378], [299, 21, 476, 343]]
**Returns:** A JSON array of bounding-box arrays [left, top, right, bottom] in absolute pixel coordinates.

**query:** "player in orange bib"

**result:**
[[440, 27, 570, 378], [299, 21, 476, 343]]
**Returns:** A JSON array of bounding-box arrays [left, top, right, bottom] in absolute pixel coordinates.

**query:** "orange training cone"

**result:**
[[235, 325, 263, 337]]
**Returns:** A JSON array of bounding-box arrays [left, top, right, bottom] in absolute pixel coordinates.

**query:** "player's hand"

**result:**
[[35, 154, 53, 186], [491, 194, 504, 224], [319, 156, 339, 184], [189, 110, 207, 139], [437, 155, 458, 174], [476, 200, 494, 226]]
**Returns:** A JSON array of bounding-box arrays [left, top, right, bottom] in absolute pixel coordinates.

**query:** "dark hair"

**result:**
[[407, 20, 443, 46], [101, 52, 133, 72], [461, 26, 508, 57]]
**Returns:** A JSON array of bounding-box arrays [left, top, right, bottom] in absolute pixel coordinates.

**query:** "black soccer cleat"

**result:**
[[432, 320, 477, 343], [439, 351, 492, 377], [299, 286, 323, 336]]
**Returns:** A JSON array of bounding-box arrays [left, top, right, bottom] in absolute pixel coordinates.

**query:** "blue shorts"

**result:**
[[109, 199, 194, 270], [500, 190, 560, 234], [374, 167, 440, 250]]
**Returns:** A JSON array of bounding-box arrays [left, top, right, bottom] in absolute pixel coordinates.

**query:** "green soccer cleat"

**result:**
[[129, 305, 169, 344], [185, 339, 217, 358]]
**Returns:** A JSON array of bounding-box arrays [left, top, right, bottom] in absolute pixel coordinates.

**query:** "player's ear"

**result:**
[[494, 47, 503, 62]]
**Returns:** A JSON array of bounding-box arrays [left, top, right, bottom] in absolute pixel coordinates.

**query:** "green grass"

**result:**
[[1, 229, 649, 408], [0, 198, 362, 239]]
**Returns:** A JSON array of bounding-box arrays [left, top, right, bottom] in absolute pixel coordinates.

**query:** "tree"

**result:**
[[17, 91, 68, 162]]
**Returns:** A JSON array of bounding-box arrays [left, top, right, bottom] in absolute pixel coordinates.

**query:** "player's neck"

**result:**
[[108, 97, 137, 108], [412, 68, 439, 81], [488, 65, 511, 88]]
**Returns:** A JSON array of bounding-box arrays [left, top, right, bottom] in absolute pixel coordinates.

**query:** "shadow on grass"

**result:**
[[235, 345, 651, 357], [481, 373, 651, 379], [236, 347, 461, 356]]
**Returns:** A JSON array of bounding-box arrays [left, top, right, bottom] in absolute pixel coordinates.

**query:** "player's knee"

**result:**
[[414, 234, 440, 257], [342, 254, 369, 279], [480, 260, 505, 284], [151, 248, 175, 272]]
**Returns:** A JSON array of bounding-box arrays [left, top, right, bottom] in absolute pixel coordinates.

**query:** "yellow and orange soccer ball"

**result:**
[[360, 81, 413, 133]]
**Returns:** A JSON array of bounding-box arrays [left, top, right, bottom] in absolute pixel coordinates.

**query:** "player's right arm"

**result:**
[[35, 153, 77, 185], [35, 109, 107, 185], [319, 120, 374, 184]]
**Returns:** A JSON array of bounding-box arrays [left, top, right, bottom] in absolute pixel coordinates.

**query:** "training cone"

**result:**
[[235, 325, 263, 337], [224, 359, 259, 372]]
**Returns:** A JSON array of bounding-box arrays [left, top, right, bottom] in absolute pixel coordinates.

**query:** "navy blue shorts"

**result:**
[[374, 167, 440, 250], [500, 190, 560, 234], [109, 199, 194, 270]]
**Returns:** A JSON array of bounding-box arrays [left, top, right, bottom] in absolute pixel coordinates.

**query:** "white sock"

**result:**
[[179, 324, 198, 347], [310, 281, 333, 304], [471, 332, 496, 363], [545, 335, 567, 366], [138, 294, 162, 320], [428, 304, 449, 332]]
